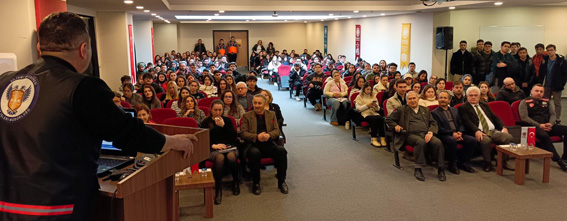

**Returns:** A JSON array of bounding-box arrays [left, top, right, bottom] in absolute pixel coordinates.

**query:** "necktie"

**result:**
[[475, 105, 492, 136]]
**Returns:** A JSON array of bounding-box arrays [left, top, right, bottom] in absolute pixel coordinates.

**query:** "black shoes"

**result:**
[[414, 168, 425, 181], [278, 182, 289, 194], [438, 168, 446, 182], [558, 160, 567, 172], [458, 163, 475, 173], [214, 188, 222, 205], [252, 183, 262, 195], [483, 162, 493, 172], [448, 164, 460, 174], [233, 181, 240, 195]]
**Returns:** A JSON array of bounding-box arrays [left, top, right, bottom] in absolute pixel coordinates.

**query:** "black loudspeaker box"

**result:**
[[436, 26, 453, 50]]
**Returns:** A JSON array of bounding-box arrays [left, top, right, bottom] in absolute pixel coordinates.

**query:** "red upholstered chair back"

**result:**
[[488, 101, 515, 127], [344, 76, 353, 84], [427, 105, 439, 112], [511, 100, 522, 122], [445, 81, 454, 91], [382, 99, 389, 117], [166, 99, 178, 108], [156, 92, 166, 100], [200, 106, 210, 116], [226, 115, 237, 131], [198, 91, 208, 99], [376, 91, 385, 106], [368, 80, 375, 86], [150, 108, 177, 124], [162, 117, 199, 128], [350, 92, 360, 108], [278, 65, 291, 77], [120, 101, 131, 108], [198, 97, 220, 108]]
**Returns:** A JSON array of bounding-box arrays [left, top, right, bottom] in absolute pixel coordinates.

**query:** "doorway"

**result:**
[[79, 14, 100, 78], [213, 30, 249, 68]]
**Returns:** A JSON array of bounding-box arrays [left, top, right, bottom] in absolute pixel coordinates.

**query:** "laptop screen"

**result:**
[[100, 108, 137, 153]]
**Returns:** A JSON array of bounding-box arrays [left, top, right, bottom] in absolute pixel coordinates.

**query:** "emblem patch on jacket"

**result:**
[[0, 73, 39, 122]]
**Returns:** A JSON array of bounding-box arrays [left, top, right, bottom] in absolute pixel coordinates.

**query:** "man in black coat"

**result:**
[[289, 62, 306, 101], [432, 91, 476, 174], [458, 86, 514, 172], [450, 40, 474, 82], [537, 44, 567, 124], [194, 39, 207, 55]]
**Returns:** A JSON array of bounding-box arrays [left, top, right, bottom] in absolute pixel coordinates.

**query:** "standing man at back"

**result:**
[[0, 12, 195, 220], [450, 40, 474, 82], [537, 44, 567, 125]]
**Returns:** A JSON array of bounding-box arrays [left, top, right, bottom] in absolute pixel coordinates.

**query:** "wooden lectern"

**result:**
[[94, 124, 209, 221]]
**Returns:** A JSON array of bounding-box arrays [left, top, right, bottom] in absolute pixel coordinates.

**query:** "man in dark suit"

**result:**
[[289, 62, 306, 101], [458, 86, 514, 172], [386, 91, 446, 182], [432, 91, 477, 174], [241, 94, 288, 195]]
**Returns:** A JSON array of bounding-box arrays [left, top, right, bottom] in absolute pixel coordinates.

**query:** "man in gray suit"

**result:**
[[386, 91, 446, 182]]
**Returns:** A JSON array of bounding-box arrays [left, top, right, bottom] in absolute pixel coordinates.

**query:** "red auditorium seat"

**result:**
[[150, 108, 177, 124]]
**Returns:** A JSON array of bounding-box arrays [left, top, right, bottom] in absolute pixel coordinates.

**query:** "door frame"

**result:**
[[212, 30, 249, 68]]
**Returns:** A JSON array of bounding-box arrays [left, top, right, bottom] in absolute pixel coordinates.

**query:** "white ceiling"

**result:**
[[67, 0, 567, 23]]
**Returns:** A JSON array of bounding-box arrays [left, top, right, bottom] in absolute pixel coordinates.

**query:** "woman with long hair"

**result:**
[[179, 95, 206, 125], [348, 72, 362, 87], [350, 76, 366, 98], [417, 70, 428, 84], [225, 75, 237, 91], [199, 74, 218, 97], [379, 60, 387, 74], [163, 81, 179, 106], [435, 78, 447, 91], [418, 85, 439, 107], [260, 90, 284, 130], [373, 74, 389, 94], [123, 83, 142, 106], [217, 78, 230, 96], [221, 90, 245, 128], [200, 99, 240, 205], [176, 76, 187, 89], [411, 82, 422, 94], [354, 82, 386, 147], [157, 72, 168, 91], [142, 85, 161, 109], [479, 81, 495, 102], [170, 86, 190, 114]]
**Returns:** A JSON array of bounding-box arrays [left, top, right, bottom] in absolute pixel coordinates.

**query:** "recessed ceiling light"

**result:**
[[353, 10, 359, 13], [219, 10, 225, 13], [252, 18, 256, 21], [284, 19, 287, 21], [136, 6, 143, 9], [321, 19, 324, 21], [214, 14, 219, 16], [304, 21, 307, 23], [143, 10, 150, 13], [124, 0, 133, 4], [449, 6, 456, 10], [246, 20, 249, 22], [494, 2, 503, 5], [380, 13, 385, 16], [151, 13, 156, 16], [334, 18, 338, 20], [329, 13, 334, 16], [347, 16, 351, 19], [363, 15, 367, 17]]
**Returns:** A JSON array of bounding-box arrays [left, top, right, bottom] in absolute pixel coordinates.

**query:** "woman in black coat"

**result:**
[[200, 100, 240, 205]]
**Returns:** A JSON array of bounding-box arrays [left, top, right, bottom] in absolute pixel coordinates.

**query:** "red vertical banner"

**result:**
[[151, 27, 155, 66], [128, 25, 135, 82], [355, 25, 361, 60]]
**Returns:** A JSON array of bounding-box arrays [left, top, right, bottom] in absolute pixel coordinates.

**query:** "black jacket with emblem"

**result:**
[[0, 56, 165, 220]]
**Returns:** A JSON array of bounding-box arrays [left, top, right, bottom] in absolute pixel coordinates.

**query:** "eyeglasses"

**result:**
[[237, 88, 246, 90]]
